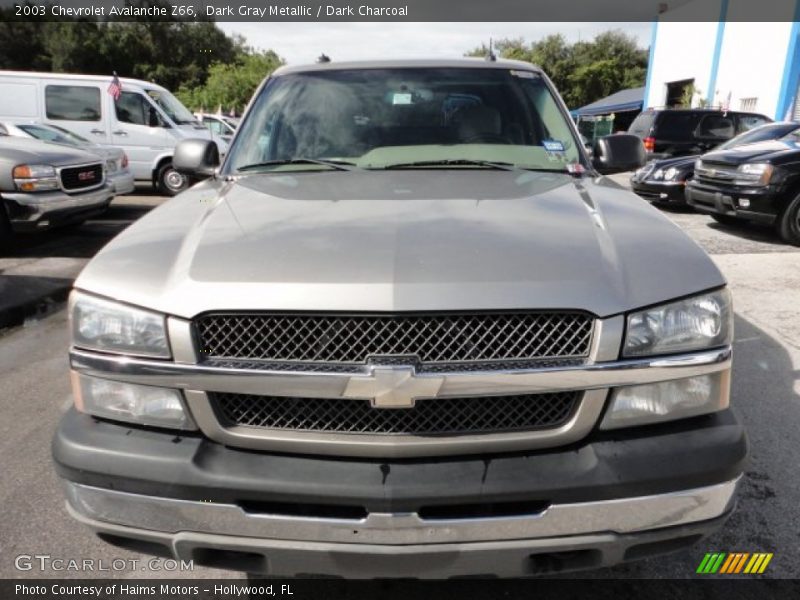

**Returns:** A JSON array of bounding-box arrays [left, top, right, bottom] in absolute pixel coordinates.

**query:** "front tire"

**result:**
[[776, 192, 800, 246], [156, 162, 189, 196]]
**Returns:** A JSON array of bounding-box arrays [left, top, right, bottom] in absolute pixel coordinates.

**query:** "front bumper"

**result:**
[[109, 170, 135, 195], [685, 183, 782, 224], [4, 184, 114, 232], [54, 407, 747, 576], [630, 179, 687, 203], [64, 480, 737, 578]]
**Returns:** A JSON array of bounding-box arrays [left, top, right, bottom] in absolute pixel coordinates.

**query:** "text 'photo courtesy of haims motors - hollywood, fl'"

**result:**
[[2, 0, 800, 598]]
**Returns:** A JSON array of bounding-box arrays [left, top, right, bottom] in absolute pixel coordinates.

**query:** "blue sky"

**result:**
[[220, 22, 652, 66]]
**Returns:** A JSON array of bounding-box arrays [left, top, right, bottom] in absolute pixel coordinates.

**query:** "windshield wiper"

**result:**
[[376, 159, 519, 171], [237, 158, 358, 172]]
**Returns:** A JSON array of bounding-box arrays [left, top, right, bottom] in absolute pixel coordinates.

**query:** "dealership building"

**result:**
[[644, 0, 800, 119]]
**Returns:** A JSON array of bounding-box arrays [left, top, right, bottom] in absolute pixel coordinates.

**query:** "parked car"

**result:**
[[686, 126, 800, 245], [0, 121, 135, 195], [631, 121, 800, 204], [628, 108, 771, 159], [195, 112, 239, 142], [54, 59, 745, 578], [0, 136, 113, 245], [0, 70, 227, 195]]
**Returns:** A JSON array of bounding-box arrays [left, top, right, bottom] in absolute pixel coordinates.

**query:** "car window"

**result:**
[[654, 112, 704, 140], [18, 124, 77, 146], [203, 118, 225, 135], [628, 112, 655, 138], [116, 92, 151, 126], [45, 85, 101, 121], [717, 123, 797, 150], [228, 67, 582, 172], [737, 115, 770, 133], [145, 89, 195, 125], [695, 115, 735, 139]]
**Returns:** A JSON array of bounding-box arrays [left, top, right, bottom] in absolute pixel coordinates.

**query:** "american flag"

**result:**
[[107, 72, 121, 101]]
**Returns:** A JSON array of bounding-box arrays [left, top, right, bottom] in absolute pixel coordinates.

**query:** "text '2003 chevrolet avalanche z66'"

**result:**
[[53, 59, 747, 578]]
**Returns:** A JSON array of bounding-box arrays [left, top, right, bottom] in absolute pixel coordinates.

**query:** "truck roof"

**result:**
[[272, 57, 544, 77], [0, 70, 167, 92]]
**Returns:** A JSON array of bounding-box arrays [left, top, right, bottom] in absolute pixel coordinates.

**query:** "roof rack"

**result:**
[[317, 53, 331, 64]]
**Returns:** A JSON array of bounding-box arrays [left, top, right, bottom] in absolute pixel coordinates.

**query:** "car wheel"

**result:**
[[776, 191, 800, 246], [711, 214, 743, 227], [156, 162, 189, 196]]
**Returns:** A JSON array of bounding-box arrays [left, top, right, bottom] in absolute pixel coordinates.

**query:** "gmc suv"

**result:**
[[53, 59, 746, 578]]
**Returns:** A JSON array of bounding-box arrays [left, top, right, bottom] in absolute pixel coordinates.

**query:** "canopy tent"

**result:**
[[571, 86, 645, 117]]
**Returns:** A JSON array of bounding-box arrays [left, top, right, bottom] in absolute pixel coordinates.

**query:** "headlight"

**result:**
[[663, 167, 679, 181], [72, 372, 195, 430], [652, 168, 664, 180], [106, 159, 118, 173], [734, 162, 773, 186], [13, 164, 59, 192], [600, 371, 730, 429], [623, 289, 732, 357], [70, 291, 170, 358]]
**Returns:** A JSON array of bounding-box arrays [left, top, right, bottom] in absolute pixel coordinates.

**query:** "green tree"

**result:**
[[177, 50, 284, 112], [465, 30, 648, 109], [0, 1, 243, 93]]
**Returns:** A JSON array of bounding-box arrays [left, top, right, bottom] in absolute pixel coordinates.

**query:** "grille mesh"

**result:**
[[196, 313, 593, 365], [60, 164, 103, 190], [212, 391, 580, 435]]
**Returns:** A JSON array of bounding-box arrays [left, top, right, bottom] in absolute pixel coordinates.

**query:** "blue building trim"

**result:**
[[706, 0, 729, 106], [642, 18, 659, 109], [776, 1, 800, 120]]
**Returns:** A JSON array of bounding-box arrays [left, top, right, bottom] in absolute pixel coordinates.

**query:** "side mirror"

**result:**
[[592, 134, 646, 174], [173, 139, 220, 178]]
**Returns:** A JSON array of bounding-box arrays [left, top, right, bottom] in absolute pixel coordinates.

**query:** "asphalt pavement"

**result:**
[[1, 182, 798, 580]]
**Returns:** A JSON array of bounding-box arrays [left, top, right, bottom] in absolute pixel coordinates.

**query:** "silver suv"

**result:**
[[0, 136, 113, 244], [53, 59, 745, 578]]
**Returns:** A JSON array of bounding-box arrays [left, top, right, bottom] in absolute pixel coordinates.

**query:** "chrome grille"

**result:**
[[212, 391, 580, 435], [694, 163, 738, 186], [60, 163, 103, 191], [195, 312, 594, 365]]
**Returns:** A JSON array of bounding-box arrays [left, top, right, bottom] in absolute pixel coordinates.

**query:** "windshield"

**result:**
[[226, 67, 582, 172], [717, 123, 799, 150], [19, 124, 89, 147], [145, 89, 196, 125]]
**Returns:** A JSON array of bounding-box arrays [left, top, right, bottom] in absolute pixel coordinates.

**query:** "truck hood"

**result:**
[[0, 136, 102, 166], [76, 170, 724, 318], [702, 139, 800, 165]]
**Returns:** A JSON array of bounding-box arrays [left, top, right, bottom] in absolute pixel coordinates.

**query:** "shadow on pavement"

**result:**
[[1, 200, 157, 260]]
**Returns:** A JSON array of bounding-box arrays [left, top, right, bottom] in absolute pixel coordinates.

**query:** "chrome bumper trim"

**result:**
[[69, 344, 731, 457], [69, 346, 731, 399], [64, 477, 740, 547]]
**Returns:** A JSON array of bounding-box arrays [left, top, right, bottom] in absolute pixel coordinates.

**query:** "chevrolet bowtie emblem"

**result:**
[[343, 366, 444, 408]]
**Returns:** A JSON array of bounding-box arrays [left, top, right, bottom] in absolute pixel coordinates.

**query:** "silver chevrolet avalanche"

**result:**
[[54, 59, 746, 578]]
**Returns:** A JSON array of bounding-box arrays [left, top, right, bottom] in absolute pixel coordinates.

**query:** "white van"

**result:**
[[0, 71, 225, 195]]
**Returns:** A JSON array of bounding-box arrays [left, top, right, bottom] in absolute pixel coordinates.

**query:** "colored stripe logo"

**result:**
[[696, 552, 773, 574]]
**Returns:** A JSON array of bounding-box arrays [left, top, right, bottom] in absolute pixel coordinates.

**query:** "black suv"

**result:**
[[686, 128, 800, 245], [628, 109, 771, 159]]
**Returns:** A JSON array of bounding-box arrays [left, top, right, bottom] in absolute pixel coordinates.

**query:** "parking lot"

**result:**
[[1, 182, 798, 579]]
